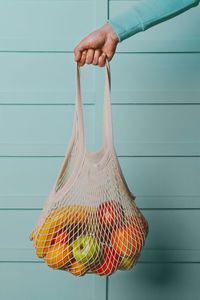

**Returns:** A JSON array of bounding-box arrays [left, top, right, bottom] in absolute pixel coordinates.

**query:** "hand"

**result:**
[[74, 22, 119, 67]]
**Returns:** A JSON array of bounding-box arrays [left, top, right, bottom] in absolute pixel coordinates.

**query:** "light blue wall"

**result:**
[[0, 1, 199, 299]]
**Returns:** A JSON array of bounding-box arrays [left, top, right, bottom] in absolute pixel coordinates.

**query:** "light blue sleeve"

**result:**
[[108, 0, 199, 42]]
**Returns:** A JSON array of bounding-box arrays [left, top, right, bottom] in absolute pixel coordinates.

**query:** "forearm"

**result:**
[[107, 0, 199, 42]]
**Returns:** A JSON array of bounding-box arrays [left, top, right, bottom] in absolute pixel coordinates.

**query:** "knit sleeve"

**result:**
[[107, 0, 199, 42]]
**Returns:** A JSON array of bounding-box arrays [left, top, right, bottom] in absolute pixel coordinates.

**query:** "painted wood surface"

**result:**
[[0, 0, 199, 299]]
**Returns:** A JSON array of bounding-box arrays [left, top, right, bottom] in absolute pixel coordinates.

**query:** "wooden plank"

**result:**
[[1, 262, 200, 299], [108, 263, 200, 300], [0, 53, 96, 104], [0, 262, 96, 300], [111, 53, 200, 104], [112, 104, 200, 156], [0, 105, 95, 155], [0, 157, 199, 209], [0, 103, 200, 156], [0, 0, 97, 51], [0, 53, 199, 105], [0, 0, 198, 52], [109, 1, 200, 52], [94, 276, 108, 300], [0, 210, 200, 261], [1, 248, 200, 263]]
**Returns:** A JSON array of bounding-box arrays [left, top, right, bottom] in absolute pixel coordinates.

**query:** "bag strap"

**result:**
[[74, 58, 114, 152], [102, 58, 113, 149], [73, 62, 85, 149]]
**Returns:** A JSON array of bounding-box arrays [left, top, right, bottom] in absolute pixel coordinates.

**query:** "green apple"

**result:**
[[118, 255, 138, 271], [71, 235, 102, 266]]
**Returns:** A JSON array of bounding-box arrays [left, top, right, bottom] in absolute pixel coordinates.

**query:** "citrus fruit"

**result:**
[[45, 243, 72, 269]]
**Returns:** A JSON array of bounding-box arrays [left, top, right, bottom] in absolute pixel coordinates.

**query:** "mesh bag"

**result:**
[[30, 59, 149, 277]]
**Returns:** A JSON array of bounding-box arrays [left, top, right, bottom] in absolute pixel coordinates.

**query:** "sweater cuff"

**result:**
[[107, 7, 144, 43]]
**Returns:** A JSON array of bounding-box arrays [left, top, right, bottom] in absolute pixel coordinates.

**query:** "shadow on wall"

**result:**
[[109, 206, 187, 292], [107, 211, 186, 300], [134, 209, 181, 286]]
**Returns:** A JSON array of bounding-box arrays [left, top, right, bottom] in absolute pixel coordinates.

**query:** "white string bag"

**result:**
[[30, 59, 149, 277]]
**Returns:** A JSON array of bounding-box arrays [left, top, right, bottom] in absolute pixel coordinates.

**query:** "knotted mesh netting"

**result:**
[[30, 59, 148, 277]]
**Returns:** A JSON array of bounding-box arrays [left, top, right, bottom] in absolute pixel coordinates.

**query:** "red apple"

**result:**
[[91, 245, 120, 276], [96, 201, 125, 231], [51, 229, 69, 246]]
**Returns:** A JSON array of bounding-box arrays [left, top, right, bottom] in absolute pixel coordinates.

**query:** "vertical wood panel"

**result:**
[[0, 1, 109, 300], [107, 0, 200, 299], [0, 0, 200, 299]]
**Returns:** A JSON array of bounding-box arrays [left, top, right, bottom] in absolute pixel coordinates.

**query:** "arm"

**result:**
[[108, 0, 199, 42], [74, 0, 199, 66]]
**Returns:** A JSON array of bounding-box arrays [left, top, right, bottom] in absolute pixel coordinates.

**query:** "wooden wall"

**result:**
[[0, 1, 199, 299]]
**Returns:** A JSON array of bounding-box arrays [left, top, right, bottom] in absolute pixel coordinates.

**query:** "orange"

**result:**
[[34, 207, 68, 258], [33, 205, 92, 258], [69, 261, 88, 276], [45, 243, 72, 269], [133, 228, 143, 252], [111, 225, 139, 257], [64, 204, 89, 224], [127, 215, 145, 247], [127, 216, 144, 249]]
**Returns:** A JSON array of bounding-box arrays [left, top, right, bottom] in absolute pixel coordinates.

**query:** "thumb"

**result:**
[[105, 42, 117, 62], [106, 50, 115, 61]]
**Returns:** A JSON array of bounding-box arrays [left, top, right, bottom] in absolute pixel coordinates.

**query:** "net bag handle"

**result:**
[[102, 58, 114, 150], [74, 58, 114, 152], [49, 59, 115, 199]]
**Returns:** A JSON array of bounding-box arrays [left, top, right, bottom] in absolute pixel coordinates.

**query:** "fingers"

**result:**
[[98, 52, 107, 67], [74, 49, 82, 62], [74, 39, 88, 64], [86, 49, 95, 64], [74, 29, 104, 63], [74, 24, 117, 67], [93, 49, 101, 65], [77, 49, 96, 66], [76, 49, 107, 67], [78, 50, 87, 67]]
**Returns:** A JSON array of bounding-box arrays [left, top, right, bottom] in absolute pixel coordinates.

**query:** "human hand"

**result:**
[[74, 22, 119, 67]]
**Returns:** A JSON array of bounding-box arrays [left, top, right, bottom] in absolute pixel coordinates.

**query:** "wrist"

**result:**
[[101, 22, 119, 43]]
